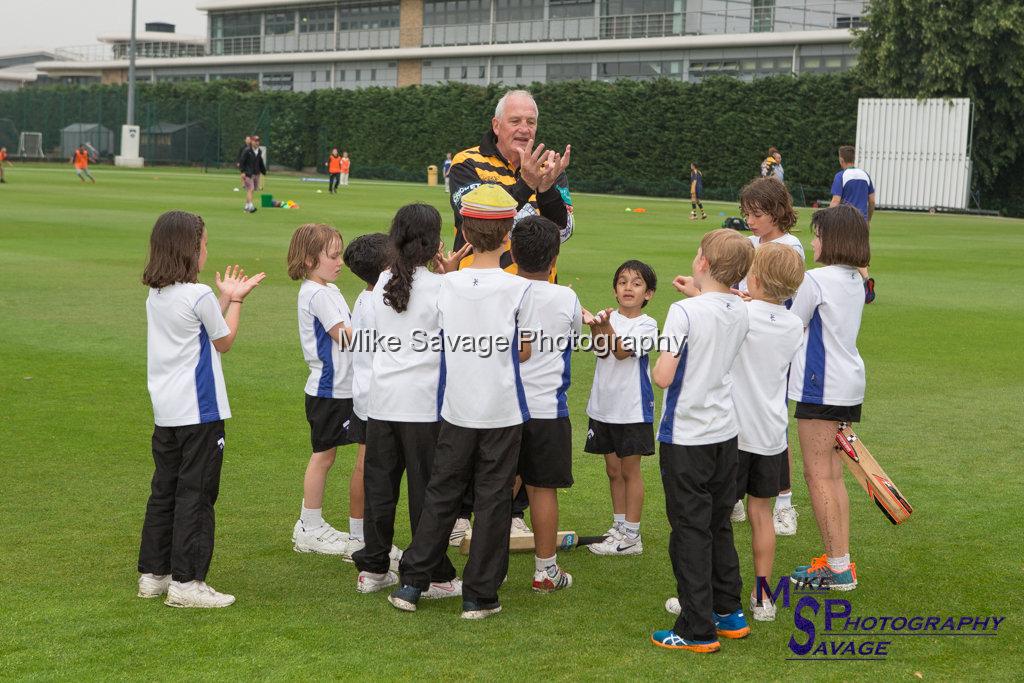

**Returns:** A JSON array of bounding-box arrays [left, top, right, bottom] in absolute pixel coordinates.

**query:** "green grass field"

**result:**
[[2, 163, 1022, 680]]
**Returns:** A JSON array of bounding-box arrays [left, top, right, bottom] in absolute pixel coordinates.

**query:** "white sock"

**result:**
[[535, 554, 557, 574], [827, 554, 850, 572], [349, 517, 364, 541], [613, 513, 626, 526], [300, 503, 324, 528], [622, 520, 640, 538], [775, 492, 793, 510]]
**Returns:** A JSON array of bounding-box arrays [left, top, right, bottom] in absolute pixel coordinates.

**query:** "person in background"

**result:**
[[829, 145, 876, 303], [0, 146, 10, 183], [236, 135, 251, 188]]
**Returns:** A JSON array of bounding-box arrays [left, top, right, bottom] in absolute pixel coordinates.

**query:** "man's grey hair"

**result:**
[[494, 90, 538, 119]]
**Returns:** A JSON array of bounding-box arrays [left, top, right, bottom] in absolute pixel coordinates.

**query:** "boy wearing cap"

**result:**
[[389, 185, 536, 620]]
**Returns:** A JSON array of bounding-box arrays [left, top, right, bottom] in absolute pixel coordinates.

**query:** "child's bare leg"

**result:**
[[620, 455, 644, 524], [303, 448, 336, 510], [295, 447, 349, 554], [526, 485, 558, 558], [798, 419, 849, 557], [604, 453, 625, 517], [747, 496, 775, 597]]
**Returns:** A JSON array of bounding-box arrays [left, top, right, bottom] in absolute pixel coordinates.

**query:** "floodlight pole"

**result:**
[[115, 0, 144, 166], [127, 0, 137, 125]]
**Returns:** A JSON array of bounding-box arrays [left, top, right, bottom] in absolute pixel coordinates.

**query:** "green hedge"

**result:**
[[4, 74, 1016, 212]]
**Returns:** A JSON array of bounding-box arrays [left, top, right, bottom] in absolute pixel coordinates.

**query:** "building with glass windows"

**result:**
[[38, 1, 866, 90]]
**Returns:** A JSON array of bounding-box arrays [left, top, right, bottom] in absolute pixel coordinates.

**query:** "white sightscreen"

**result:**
[[855, 98, 973, 210]]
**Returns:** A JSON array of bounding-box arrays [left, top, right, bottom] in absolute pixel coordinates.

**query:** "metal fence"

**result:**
[[0, 90, 278, 168]]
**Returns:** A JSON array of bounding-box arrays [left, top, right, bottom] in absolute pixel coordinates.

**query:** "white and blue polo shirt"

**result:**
[[437, 268, 535, 429], [831, 167, 875, 219], [787, 265, 866, 406], [298, 280, 353, 400], [586, 311, 659, 425], [147, 283, 231, 427], [657, 293, 748, 446], [520, 280, 582, 420]]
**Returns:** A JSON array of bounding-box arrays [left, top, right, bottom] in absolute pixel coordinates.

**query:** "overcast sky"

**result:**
[[7, 0, 208, 52]]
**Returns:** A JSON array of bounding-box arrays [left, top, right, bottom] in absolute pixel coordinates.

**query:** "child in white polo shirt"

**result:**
[[733, 177, 805, 535], [667, 243, 804, 623], [287, 223, 357, 557], [339, 232, 389, 557], [511, 215, 582, 592], [389, 184, 535, 620], [137, 210, 265, 608], [787, 204, 871, 592], [583, 260, 658, 556], [351, 204, 468, 596], [650, 228, 753, 653]]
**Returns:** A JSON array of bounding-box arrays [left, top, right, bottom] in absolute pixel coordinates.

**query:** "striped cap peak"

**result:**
[[460, 183, 518, 219]]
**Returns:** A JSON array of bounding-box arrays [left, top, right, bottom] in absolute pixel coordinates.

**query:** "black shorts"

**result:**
[[584, 419, 655, 457], [794, 402, 862, 423], [305, 394, 355, 452], [518, 417, 573, 488], [347, 414, 367, 445], [737, 448, 786, 499]]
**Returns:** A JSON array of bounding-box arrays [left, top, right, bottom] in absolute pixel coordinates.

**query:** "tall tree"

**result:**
[[854, 0, 1024, 203]]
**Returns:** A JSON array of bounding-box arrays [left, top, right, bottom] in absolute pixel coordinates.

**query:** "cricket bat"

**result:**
[[834, 423, 913, 525], [459, 530, 607, 555]]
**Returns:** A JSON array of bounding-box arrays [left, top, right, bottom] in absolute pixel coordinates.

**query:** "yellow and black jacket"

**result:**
[[449, 130, 574, 275]]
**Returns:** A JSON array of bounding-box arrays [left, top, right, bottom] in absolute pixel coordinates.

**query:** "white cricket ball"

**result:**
[[317, 189, 322, 193], [233, 187, 239, 192]]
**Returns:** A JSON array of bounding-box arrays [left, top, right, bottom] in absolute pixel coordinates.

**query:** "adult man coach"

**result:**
[[448, 90, 573, 275], [445, 89, 573, 544], [830, 144, 876, 302]]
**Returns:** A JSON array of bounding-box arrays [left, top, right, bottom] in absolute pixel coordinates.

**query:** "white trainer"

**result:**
[[356, 570, 398, 593], [532, 566, 573, 593], [137, 573, 171, 598], [750, 594, 777, 621], [730, 500, 747, 523], [340, 536, 366, 563], [342, 540, 399, 569], [773, 505, 798, 536], [449, 518, 471, 546], [423, 577, 463, 599], [293, 520, 349, 555], [588, 532, 642, 556], [164, 580, 235, 608], [510, 517, 531, 537], [665, 596, 681, 615]]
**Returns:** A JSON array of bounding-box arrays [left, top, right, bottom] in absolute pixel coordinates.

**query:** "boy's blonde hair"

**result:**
[[749, 242, 804, 302], [287, 223, 342, 280], [700, 228, 754, 286], [461, 216, 513, 252]]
